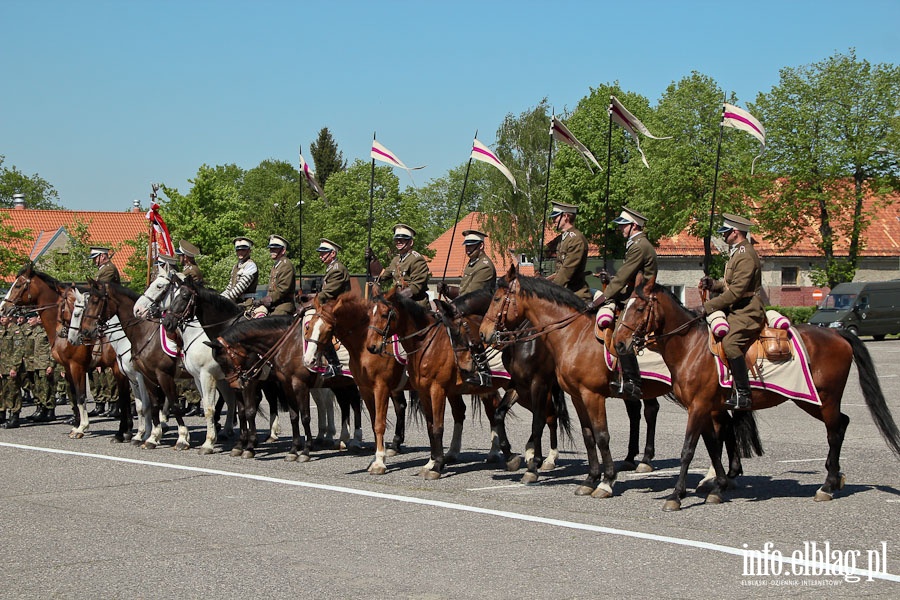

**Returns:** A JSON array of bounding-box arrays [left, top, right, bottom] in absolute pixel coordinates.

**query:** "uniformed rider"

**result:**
[[253, 235, 296, 318], [90, 247, 120, 284], [699, 213, 764, 410], [593, 207, 658, 401], [377, 224, 431, 308], [316, 238, 350, 378], [177, 240, 205, 286], [546, 201, 591, 302], [221, 237, 259, 309]]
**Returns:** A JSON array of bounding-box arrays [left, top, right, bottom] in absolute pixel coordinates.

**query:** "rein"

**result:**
[[488, 279, 593, 348], [368, 298, 442, 358], [229, 315, 303, 384], [616, 292, 703, 352]]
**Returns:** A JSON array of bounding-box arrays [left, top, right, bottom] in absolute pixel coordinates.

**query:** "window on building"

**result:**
[[662, 284, 685, 303], [781, 267, 799, 286]]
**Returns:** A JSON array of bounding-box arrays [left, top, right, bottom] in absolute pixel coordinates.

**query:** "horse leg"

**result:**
[[522, 382, 550, 484], [334, 388, 352, 450], [638, 398, 659, 473], [311, 388, 336, 446], [113, 373, 136, 444], [142, 387, 165, 450], [197, 374, 221, 454], [444, 393, 465, 466], [569, 394, 603, 496], [69, 369, 90, 439], [339, 388, 364, 452], [265, 387, 280, 443], [161, 375, 190, 450], [231, 384, 253, 458], [295, 383, 313, 462], [386, 391, 407, 456], [588, 396, 617, 499], [543, 412, 559, 471], [801, 399, 850, 501], [240, 385, 261, 459], [621, 400, 642, 470], [664, 410, 715, 511], [489, 389, 522, 471], [366, 386, 389, 475], [284, 384, 303, 462]]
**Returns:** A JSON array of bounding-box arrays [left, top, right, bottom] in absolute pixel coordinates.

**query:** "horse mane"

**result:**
[[22, 268, 65, 291], [193, 284, 243, 316], [103, 282, 140, 302], [637, 282, 700, 314], [218, 315, 294, 344], [452, 288, 493, 316], [394, 292, 432, 327], [499, 274, 587, 311]]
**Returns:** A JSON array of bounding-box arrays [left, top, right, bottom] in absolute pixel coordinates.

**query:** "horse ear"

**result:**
[[203, 340, 221, 350], [506, 263, 517, 281], [642, 274, 656, 295]]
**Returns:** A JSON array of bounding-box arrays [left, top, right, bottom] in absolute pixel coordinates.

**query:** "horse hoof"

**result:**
[[198, 446, 214, 455], [635, 462, 654, 474], [265, 436, 278, 444], [111, 436, 125, 444], [174, 442, 190, 451], [662, 500, 682, 512], [423, 470, 441, 481], [538, 461, 556, 472], [285, 453, 299, 462], [141, 442, 157, 450], [619, 460, 638, 472], [368, 464, 387, 475], [838, 473, 846, 490], [814, 488, 834, 502], [297, 454, 311, 463], [591, 482, 614, 498], [706, 493, 724, 505], [229, 448, 243, 457], [385, 447, 399, 458], [241, 450, 255, 459], [505, 455, 523, 472], [521, 471, 539, 485], [131, 438, 143, 447], [574, 485, 595, 496]]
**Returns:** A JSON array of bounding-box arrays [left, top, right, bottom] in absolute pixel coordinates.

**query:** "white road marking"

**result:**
[[777, 458, 823, 463], [466, 483, 526, 491], [2, 441, 898, 582]]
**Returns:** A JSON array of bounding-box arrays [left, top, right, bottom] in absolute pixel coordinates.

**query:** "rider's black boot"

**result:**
[[613, 352, 642, 401], [725, 356, 753, 410]]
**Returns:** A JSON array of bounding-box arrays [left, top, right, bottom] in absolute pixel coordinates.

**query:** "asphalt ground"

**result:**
[[1, 339, 899, 599]]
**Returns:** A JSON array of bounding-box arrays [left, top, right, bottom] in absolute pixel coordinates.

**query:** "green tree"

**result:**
[[309, 127, 347, 189], [39, 219, 109, 282], [0, 213, 31, 276], [0, 156, 62, 210], [755, 49, 900, 287]]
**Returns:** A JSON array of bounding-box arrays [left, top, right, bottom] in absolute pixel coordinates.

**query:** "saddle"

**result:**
[[709, 325, 793, 372]]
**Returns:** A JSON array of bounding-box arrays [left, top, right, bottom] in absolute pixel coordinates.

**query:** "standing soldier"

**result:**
[[315, 238, 351, 378], [436, 229, 496, 299], [0, 314, 11, 426], [593, 207, 658, 401], [546, 201, 591, 302], [252, 235, 296, 318], [3, 314, 29, 428], [24, 312, 57, 423], [178, 239, 205, 286], [90, 247, 120, 284], [699, 213, 764, 410], [221, 237, 259, 309], [373, 224, 431, 308]]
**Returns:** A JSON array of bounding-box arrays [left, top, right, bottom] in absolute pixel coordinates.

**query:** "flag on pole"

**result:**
[[550, 116, 602, 173], [370, 140, 426, 171], [145, 203, 175, 257], [722, 103, 766, 173], [299, 153, 326, 199], [608, 96, 671, 168], [471, 138, 517, 190]]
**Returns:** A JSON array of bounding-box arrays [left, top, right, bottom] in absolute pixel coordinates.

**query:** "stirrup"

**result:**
[[724, 391, 752, 410], [464, 371, 492, 388], [321, 364, 339, 379]]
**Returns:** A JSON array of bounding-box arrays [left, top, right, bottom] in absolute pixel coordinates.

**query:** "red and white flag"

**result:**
[[722, 103, 766, 173], [145, 203, 175, 257], [370, 140, 426, 171], [299, 153, 326, 199], [550, 116, 602, 173], [471, 138, 517, 190], [608, 96, 671, 168]]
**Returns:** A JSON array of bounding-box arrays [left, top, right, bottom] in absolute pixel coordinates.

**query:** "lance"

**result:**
[[703, 93, 728, 302], [440, 130, 477, 296], [537, 118, 554, 275]]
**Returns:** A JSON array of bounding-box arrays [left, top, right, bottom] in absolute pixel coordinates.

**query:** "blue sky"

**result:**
[[3, 0, 898, 212]]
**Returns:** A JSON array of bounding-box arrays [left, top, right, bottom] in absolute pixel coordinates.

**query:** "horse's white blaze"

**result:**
[[303, 319, 325, 367]]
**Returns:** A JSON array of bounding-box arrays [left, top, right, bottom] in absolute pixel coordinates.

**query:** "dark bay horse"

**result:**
[[76, 280, 189, 449], [479, 265, 758, 499], [0, 265, 131, 439], [613, 279, 900, 510], [363, 286, 523, 480], [302, 293, 413, 475]]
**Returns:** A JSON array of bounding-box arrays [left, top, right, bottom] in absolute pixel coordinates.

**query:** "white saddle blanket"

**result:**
[[602, 345, 671, 385]]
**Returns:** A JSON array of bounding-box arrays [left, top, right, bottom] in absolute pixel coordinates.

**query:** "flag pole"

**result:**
[[704, 93, 727, 279], [367, 131, 376, 283], [602, 105, 613, 275], [298, 149, 304, 284], [440, 130, 477, 291], [537, 117, 554, 276]]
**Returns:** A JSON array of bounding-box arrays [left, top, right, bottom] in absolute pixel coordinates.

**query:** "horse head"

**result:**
[[365, 285, 398, 355], [134, 269, 181, 319], [78, 279, 114, 341], [164, 274, 200, 327], [64, 286, 91, 345], [302, 295, 337, 370], [1, 262, 51, 316], [480, 263, 523, 347], [203, 337, 246, 389], [611, 274, 672, 355]]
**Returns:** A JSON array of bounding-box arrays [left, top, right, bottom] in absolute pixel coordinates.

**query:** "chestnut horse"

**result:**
[[0, 265, 131, 439], [479, 265, 759, 498], [364, 286, 522, 480], [613, 279, 900, 510]]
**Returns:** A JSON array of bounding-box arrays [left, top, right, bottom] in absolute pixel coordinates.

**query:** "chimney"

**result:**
[[131, 199, 142, 213], [13, 193, 25, 210]]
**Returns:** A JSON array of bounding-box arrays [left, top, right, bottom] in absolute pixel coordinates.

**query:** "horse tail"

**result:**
[[407, 390, 425, 426], [550, 384, 574, 447], [731, 410, 764, 458], [839, 330, 900, 458]]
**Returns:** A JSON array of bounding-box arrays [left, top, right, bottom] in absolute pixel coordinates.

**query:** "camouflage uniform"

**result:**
[[24, 318, 57, 420], [2, 318, 28, 423]]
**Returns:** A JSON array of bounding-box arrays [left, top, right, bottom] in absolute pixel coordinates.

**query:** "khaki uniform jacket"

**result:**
[[382, 251, 431, 306], [548, 227, 591, 301], [182, 263, 204, 286], [604, 232, 658, 303], [96, 262, 121, 284], [24, 323, 52, 371], [319, 260, 351, 302], [267, 257, 296, 315], [704, 240, 765, 357], [459, 251, 496, 296]]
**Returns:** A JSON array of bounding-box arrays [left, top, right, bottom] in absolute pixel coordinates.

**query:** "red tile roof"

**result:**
[[1, 209, 148, 279]]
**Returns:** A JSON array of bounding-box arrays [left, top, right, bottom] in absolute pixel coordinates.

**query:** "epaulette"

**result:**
[[411, 250, 422, 258]]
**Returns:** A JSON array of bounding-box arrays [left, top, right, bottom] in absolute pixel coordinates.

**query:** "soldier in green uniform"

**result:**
[[178, 240, 205, 286], [546, 201, 591, 302], [89, 366, 116, 418], [699, 213, 765, 410], [376, 224, 431, 308], [3, 314, 29, 428], [253, 235, 296, 318], [222, 237, 259, 309], [24, 313, 57, 422], [593, 207, 658, 401], [90, 247, 121, 284], [436, 229, 496, 299], [0, 314, 11, 426], [315, 238, 351, 378]]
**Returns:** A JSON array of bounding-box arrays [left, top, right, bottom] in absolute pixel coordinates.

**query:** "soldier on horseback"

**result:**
[[316, 238, 350, 378], [699, 213, 764, 410], [374, 224, 431, 308], [546, 201, 591, 302], [253, 235, 296, 318], [90, 247, 120, 284], [221, 237, 259, 309], [594, 207, 657, 401], [177, 240, 204, 286]]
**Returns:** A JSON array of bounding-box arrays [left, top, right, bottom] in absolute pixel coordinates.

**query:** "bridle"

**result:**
[[484, 279, 590, 348], [5, 274, 58, 316], [367, 295, 441, 358], [614, 291, 702, 353]]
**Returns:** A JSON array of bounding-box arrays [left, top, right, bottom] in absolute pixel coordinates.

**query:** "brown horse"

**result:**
[[0, 264, 132, 439], [302, 293, 413, 475], [613, 279, 900, 510], [479, 265, 755, 498], [363, 286, 521, 480]]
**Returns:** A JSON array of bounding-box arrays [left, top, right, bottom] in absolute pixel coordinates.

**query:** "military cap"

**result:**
[[612, 207, 647, 227], [717, 213, 754, 234], [157, 253, 178, 267], [267, 235, 289, 250], [548, 201, 578, 218], [89, 247, 110, 259], [461, 229, 487, 245], [233, 237, 254, 250], [393, 224, 416, 239], [178, 240, 201, 258], [317, 238, 341, 253]]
